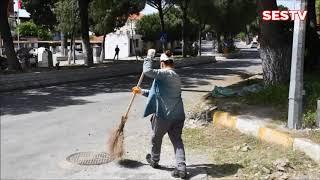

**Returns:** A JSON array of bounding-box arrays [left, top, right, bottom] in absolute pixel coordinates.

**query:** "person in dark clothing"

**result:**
[[113, 45, 120, 60]]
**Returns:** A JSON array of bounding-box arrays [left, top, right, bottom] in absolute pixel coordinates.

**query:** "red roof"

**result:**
[[128, 13, 144, 21], [90, 36, 104, 43]]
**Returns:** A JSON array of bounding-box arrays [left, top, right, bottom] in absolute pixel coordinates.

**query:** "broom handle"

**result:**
[[123, 73, 144, 119]]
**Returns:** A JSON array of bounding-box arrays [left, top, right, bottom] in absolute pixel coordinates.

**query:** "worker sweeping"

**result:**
[[132, 50, 187, 179]]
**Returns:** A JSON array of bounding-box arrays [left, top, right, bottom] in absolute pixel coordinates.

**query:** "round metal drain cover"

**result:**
[[66, 152, 112, 165]]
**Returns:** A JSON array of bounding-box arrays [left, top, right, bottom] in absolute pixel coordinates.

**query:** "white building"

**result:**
[[105, 14, 144, 59]]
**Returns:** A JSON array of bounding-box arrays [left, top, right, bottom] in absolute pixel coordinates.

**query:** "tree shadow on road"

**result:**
[[180, 60, 261, 89], [0, 75, 153, 116], [1, 59, 261, 116], [237, 49, 261, 59]]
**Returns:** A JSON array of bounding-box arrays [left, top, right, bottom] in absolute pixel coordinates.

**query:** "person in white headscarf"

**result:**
[[132, 49, 186, 178]]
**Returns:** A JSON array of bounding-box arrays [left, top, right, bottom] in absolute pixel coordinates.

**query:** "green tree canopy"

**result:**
[[136, 7, 197, 42], [54, 0, 80, 36], [89, 0, 146, 36], [209, 0, 257, 37], [23, 0, 58, 30], [16, 20, 52, 40]]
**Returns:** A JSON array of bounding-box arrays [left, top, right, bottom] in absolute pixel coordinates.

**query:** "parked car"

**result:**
[[173, 47, 182, 55], [250, 41, 259, 48]]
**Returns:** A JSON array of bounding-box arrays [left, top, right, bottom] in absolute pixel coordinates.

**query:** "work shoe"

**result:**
[[171, 167, 187, 179], [146, 154, 160, 169]]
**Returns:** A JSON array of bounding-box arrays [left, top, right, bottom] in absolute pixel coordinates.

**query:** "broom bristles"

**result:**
[[108, 116, 126, 159]]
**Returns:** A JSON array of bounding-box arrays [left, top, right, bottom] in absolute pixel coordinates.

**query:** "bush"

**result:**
[[37, 28, 52, 40], [303, 74, 320, 127], [237, 32, 246, 41], [243, 84, 289, 109], [16, 21, 52, 40]]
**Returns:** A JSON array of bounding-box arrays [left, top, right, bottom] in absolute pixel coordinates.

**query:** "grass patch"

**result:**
[[308, 130, 320, 144], [183, 126, 320, 179], [238, 73, 320, 128], [293, 130, 320, 144]]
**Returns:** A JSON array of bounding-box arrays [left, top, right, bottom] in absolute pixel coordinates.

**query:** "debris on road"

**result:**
[[185, 103, 217, 128], [211, 84, 263, 98], [273, 158, 291, 172], [240, 143, 252, 152], [261, 166, 272, 174], [232, 143, 252, 152]]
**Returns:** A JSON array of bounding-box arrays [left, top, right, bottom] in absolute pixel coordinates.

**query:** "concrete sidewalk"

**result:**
[[0, 56, 216, 92]]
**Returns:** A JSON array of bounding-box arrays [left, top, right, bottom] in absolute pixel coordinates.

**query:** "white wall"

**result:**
[[105, 33, 143, 59], [105, 33, 130, 59]]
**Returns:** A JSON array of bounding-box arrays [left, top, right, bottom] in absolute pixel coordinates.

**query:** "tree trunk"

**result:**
[[245, 25, 250, 45], [0, 34, 3, 56], [68, 36, 73, 64], [198, 30, 202, 56], [198, 27, 202, 56], [217, 33, 223, 53], [158, 6, 165, 52], [82, 40, 87, 54], [78, 0, 93, 67], [61, 32, 68, 56], [0, 0, 21, 70], [182, 7, 187, 58], [257, 0, 292, 86], [158, 7, 165, 35], [99, 33, 106, 62], [73, 37, 76, 64], [68, 19, 76, 65]]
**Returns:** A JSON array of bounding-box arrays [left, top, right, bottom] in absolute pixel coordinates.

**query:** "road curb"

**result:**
[[212, 111, 320, 164]]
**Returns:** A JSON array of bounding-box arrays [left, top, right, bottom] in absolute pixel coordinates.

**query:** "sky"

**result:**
[[141, 4, 158, 15], [141, 0, 297, 15], [277, 0, 295, 9]]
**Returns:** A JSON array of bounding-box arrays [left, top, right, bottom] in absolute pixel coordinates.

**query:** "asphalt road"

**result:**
[[1, 43, 262, 179]]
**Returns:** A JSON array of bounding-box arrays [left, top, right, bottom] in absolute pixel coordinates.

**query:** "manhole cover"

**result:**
[[66, 152, 112, 165]]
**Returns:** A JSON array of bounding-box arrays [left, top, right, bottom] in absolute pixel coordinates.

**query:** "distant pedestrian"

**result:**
[[113, 45, 120, 61]]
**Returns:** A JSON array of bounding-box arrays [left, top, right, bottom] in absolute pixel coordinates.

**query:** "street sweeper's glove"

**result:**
[[132, 86, 141, 94]]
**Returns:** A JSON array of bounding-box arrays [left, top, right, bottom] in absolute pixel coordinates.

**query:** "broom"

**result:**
[[108, 72, 144, 160]]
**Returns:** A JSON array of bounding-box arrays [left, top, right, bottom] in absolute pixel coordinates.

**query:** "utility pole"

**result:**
[[288, 0, 307, 129]]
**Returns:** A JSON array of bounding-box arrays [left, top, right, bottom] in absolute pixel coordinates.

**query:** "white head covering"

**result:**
[[160, 53, 169, 61], [147, 49, 156, 58]]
